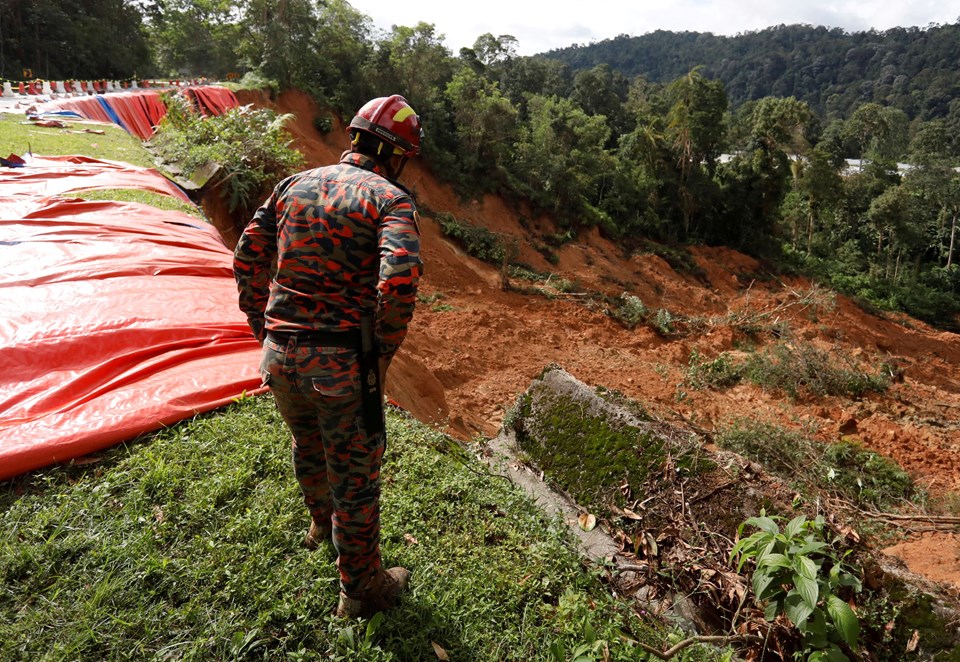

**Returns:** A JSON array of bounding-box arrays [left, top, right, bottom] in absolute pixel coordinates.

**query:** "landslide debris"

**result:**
[[496, 365, 960, 660]]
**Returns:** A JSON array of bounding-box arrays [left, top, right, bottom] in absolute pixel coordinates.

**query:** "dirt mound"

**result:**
[[231, 88, 960, 591]]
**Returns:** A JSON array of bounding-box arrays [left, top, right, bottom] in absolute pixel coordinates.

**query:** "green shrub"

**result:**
[[313, 115, 333, 134], [716, 418, 819, 477], [607, 293, 647, 329], [732, 511, 862, 661], [823, 440, 914, 508], [717, 419, 917, 509], [685, 350, 743, 389], [631, 239, 707, 280], [744, 343, 890, 399], [152, 94, 304, 215], [436, 212, 506, 265], [653, 308, 675, 335]]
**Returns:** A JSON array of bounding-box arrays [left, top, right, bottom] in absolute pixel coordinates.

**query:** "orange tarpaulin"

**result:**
[[0, 155, 263, 481], [38, 87, 239, 139], [0, 155, 191, 207], [183, 86, 241, 117]]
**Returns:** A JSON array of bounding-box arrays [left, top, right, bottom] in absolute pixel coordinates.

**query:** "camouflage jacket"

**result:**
[[233, 152, 422, 357]]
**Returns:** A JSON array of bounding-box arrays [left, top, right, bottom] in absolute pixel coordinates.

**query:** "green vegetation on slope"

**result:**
[[0, 398, 714, 661]]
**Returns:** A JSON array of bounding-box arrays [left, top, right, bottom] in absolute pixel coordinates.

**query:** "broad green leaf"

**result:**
[[746, 516, 780, 534], [549, 641, 565, 661], [809, 647, 851, 662], [805, 608, 828, 639], [827, 595, 860, 648], [784, 514, 807, 538], [795, 554, 818, 580], [796, 539, 829, 556], [753, 571, 776, 599], [784, 592, 814, 627], [734, 549, 756, 572], [822, 644, 852, 661], [839, 573, 863, 591], [365, 611, 384, 641], [583, 621, 597, 644], [757, 538, 781, 562], [757, 552, 791, 569], [794, 572, 819, 610], [763, 600, 780, 621]]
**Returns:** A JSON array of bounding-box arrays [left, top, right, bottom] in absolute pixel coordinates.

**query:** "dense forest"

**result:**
[[545, 23, 960, 121], [2, 1, 959, 327]]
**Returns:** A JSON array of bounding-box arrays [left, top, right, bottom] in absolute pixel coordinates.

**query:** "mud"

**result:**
[[226, 89, 960, 591]]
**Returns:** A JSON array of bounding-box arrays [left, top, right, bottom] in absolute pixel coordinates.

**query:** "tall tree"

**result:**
[[570, 64, 630, 142], [1, 0, 151, 80], [310, 0, 375, 112], [444, 68, 518, 181], [664, 68, 727, 238], [147, 0, 239, 78], [237, 0, 319, 88], [376, 22, 454, 107], [846, 102, 909, 168], [512, 94, 614, 226]]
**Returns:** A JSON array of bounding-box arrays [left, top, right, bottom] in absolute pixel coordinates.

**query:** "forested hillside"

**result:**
[[4, 1, 959, 329], [545, 22, 960, 121]]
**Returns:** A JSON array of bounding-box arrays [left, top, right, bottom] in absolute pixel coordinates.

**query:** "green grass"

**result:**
[[0, 397, 701, 661], [75, 188, 206, 218], [0, 114, 157, 168]]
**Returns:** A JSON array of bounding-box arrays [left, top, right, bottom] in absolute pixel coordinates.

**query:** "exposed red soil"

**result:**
[[234, 89, 960, 590]]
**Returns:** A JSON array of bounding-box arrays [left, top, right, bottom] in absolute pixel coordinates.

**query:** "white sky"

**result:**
[[346, 0, 960, 56]]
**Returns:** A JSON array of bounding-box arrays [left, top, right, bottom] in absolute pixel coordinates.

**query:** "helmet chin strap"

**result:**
[[386, 155, 409, 182], [346, 130, 409, 182]]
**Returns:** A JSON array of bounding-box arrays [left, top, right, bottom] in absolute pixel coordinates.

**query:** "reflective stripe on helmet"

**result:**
[[392, 106, 416, 123], [349, 116, 414, 154]]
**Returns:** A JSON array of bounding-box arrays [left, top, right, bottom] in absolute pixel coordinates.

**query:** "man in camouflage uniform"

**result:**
[[233, 95, 423, 618]]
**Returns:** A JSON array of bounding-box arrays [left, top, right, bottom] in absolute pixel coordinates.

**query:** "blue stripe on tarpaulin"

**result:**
[[94, 96, 129, 133]]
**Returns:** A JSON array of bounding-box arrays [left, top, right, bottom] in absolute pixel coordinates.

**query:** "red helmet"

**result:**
[[348, 95, 422, 158]]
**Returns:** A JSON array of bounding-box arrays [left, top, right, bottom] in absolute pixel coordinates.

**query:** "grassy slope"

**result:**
[[2, 398, 686, 661], [0, 111, 719, 660]]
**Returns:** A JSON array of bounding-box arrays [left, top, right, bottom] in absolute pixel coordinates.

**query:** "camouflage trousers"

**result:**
[[260, 334, 385, 594]]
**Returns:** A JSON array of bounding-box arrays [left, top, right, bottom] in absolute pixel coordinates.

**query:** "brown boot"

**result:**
[[335, 567, 411, 618], [303, 519, 332, 550]]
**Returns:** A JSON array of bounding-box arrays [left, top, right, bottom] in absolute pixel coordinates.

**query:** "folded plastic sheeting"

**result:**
[[0, 155, 264, 480], [182, 86, 241, 118], [38, 86, 238, 139]]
